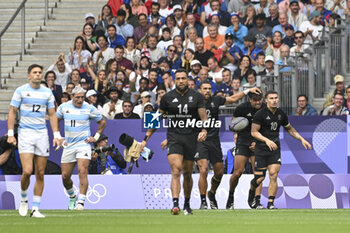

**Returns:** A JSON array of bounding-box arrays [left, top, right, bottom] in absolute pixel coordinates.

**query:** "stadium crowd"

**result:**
[[42, 0, 350, 117]]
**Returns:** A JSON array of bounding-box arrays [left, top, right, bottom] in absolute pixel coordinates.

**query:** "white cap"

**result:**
[[190, 59, 201, 67], [85, 13, 95, 19], [143, 102, 154, 109], [173, 4, 182, 12], [141, 91, 151, 98], [72, 86, 86, 95], [86, 89, 97, 98], [265, 55, 274, 63]]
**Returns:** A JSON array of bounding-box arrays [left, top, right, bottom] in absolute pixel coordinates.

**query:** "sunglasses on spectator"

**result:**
[[295, 36, 303, 39], [168, 49, 176, 52]]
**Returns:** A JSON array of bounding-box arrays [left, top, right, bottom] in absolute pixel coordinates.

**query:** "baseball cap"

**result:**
[[141, 91, 151, 98], [86, 89, 97, 98], [209, 11, 221, 19], [80, 78, 88, 84], [225, 33, 234, 39], [265, 55, 275, 63], [244, 35, 256, 43], [190, 59, 201, 67], [308, 10, 321, 21], [85, 13, 95, 19], [284, 24, 294, 31], [290, 0, 299, 5], [334, 74, 344, 84], [173, 4, 182, 12], [143, 102, 154, 109]]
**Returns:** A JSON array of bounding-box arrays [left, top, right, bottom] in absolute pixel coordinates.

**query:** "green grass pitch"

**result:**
[[1, 209, 350, 233]]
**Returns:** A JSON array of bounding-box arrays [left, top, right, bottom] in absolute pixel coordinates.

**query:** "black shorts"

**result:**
[[255, 152, 281, 169], [196, 137, 223, 164], [167, 132, 198, 161], [235, 145, 254, 157]]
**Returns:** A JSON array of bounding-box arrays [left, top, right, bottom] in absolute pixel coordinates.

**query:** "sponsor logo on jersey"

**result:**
[[188, 96, 193, 102], [172, 98, 178, 102], [247, 113, 252, 117], [266, 116, 271, 120]]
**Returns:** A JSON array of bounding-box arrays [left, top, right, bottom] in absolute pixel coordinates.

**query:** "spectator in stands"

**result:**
[[228, 0, 246, 13], [148, 2, 166, 28], [324, 75, 346, 108], [240, 5, 256, 30], [272, 13, 297, 38], [276, 44, 294, 67], [229, 77, 241, 95], [124, 37, 141, 67], [161, 71, 175, 92], [253, 52, 266, 74], [106, 24, 126, 48], [194, 37, 214, 67], [65, 82, 75, 97], [208, 57, 224, 83], [341, 0, 350, 18], [198, 68, 217, 93], [254, 0, 270, 17], [161, 15, 181, 38], [70, 69, 81, 87], [60, 92, 70, 105], [215, 33, 239, 73], [299, 10, 323, 45], [200, 0, 230, 27], [134, 91, 152, 117], [102, 87, 123, 119], [265, 31, 285, 62], [204, 24, 225, 54], [243, 69, 257, 87], [180, 49, 195, 72], [45, 71, 62, 105], [93, 35, 115, 71], [226, 13, 248, 51], [114, 100, 141, 119], [279, 0, 304, 13], [259, 55, 275, 75], [79, 78, 90, 91], [173, 35, 184, 57], [97, 4, 116, 34], [131, 57, 151, 92], [134, 14, 152, 45], [242, 35, 263, 66], [115, 9, 134, 41], [180, 12, 203, 40], [131, 0, 148, 16], [115, 46, 134, 75], [147, 35, 166, 62], [203, 11, 227, 38], [68, 36, 92, 69], [158, 0, 172, 18], [143, 102, 155, 113], [116, 70, 130, 93], [131, 77, 149, 104], [116, 79, 131, 101], [80, 23, 98, 54], [189, 60, 201, 81], [287, 0, 308, 29], [237, 0, 254, 17], [47, 53, 72, 90], [148, 68, 159, 93], [283, 24, 296, 48], [183, 27, 198, 51], [188, 79, 196, 89], [233, 55, 252, 85], [120, 4, 139, 29], [322, 93, 349, 115], [0, 135, 21, 175], [161, 45, 181, 70], [86, 89, 103, 114], [344, 85, 350, 110], [157, 27, 173, 52], [154, 84, 167, 110], [218, 68, 233, 95], [290, 31, 309, 57], [248, 13, 272, 50], [315, 0, 332, 25], [173, 4, 185, 30], [266, 3, 280, 28], [85, 13, 97, 32], [105, 59, 118, 83], [293, 94, 318, 116]]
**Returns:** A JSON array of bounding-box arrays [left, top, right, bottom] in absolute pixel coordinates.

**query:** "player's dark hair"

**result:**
[[248, 91, 263, 100], [28, 64, 43, 74], [297, 94, 308, 102], [175, 68, 188, 77], [198, 80, 211, 89], [265, 90, 278, 99]]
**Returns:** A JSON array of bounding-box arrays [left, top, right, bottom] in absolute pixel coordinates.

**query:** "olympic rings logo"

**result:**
[[63, 184, 107, 204]]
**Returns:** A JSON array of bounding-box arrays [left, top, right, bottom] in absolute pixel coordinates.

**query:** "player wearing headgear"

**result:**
[[226, 91, 266, 209], [7, 64, 62, 218], [196, 80, 262, 209], [56, 86, 106, 210], [248, 91, 311, 209]]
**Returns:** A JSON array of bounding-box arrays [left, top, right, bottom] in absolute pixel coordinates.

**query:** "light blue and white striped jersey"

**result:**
[[10, 83, 55, 131], [56, 100, 103, 148]]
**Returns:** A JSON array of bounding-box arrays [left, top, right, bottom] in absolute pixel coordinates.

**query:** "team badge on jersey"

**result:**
[[188, 96, 193, 102]]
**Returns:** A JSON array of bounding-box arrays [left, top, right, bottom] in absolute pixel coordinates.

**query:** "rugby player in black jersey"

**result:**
[[140, 69, 208, 215], [196, 80, 262, 209], [248, 91, 311, 209], [226, 92, 266, 210]]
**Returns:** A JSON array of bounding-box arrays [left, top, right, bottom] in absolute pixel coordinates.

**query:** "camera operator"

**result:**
[[0, 134, 22, 175], [89, 134, 127, 175]]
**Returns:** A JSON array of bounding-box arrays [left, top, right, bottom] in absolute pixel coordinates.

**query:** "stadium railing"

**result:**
[[0, 0, 50, 89]]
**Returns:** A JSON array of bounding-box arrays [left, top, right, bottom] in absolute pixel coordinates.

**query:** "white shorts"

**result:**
[[61, 144, 92, 163], [18, 129, 49, 157]]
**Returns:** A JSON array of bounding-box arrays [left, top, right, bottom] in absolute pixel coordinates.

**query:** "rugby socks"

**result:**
[[173, 198, 179, 208], [267, 196, 275, 208], [200, 194, 206, 204], [255, 195, 261, 203], [77, 194, 86, 205], [21, 189, 28, 202], [184, 198, 190, 208], [66, 187, 76, 198], [32, 195, 41, 210], [228, 191, 234, 198]]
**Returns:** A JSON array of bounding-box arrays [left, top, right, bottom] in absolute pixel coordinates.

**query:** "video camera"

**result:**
[[119, 133, 154, 174]]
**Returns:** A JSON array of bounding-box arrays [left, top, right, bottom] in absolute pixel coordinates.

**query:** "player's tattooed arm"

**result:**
[[284, 124, 312, 150], [225, 87, 262, 104], [251, 123, 278, 151]]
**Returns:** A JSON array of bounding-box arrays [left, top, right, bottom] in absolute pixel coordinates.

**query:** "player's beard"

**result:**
[[176, 85, 188, 93]]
